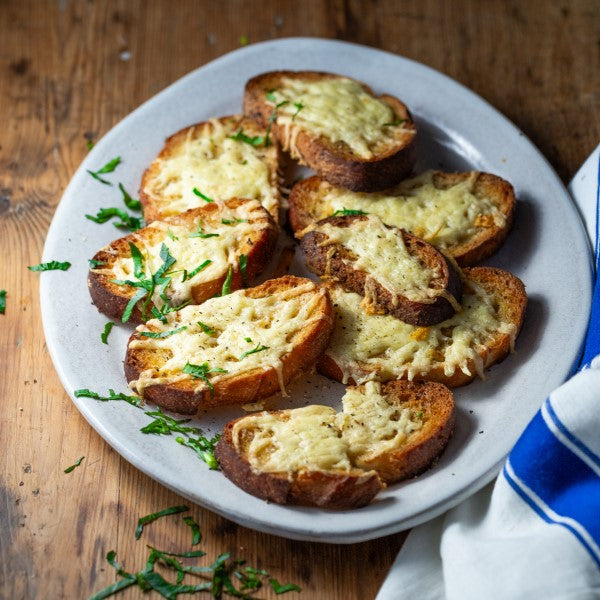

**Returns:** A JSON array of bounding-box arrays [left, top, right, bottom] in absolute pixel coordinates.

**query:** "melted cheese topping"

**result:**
[[231, 381, 422, 477], [313, 215, 440, 303], [270, 77, 409, 159], [128, 281, 328, 395], [144, 117, 279, 218], [106, 201, 268, 308], [314, 171, 506, 250], [336, 382, 422, 460], [327, 280, 517, 384], [233, 405, 352, 473]]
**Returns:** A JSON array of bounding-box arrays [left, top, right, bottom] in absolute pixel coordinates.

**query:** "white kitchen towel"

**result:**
[[376, 145, 600, 600]]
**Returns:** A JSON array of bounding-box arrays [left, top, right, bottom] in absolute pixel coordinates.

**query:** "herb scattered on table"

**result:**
[[0, 290, 6, 314], [64, 456, 85, 473], [28, 260, 71, 272], [182, 516, 201, 546], [135, 505, 189, 540]]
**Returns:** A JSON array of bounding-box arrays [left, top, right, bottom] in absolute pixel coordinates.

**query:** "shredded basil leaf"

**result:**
[[88, 259, 106, 268], [118, 182, 141, 211], [189, 220, 219, 238], [221, 266, 233, 296], [270, 578, 302, 594], [266, 90, 277, 103], [239, 254, 248, 288], [230, 130, 264, 147], [166, 229, 178, 241], [182, 362, 228, 394], [28, 260, 71, 272], [87, 156, 121, 185], [86, 207, 144, 231], [383, 118, 407, 127], [176, 435, 221, 470], [182, 516, 201, 546], [292, 101, 304, 119], [239, 34, 248, 46], [192, 188, 214, 203], [331, 207, 369, 217], [86, 139, 94, 151], [134, 505, 189, 540], [140, 326, 187, 339], [63, 456, 85, 473], [74, 388, 142, 407], [182, 260, 211, 281], [221, 217, 247, 225], [197, 321, 216, 335], [0, 290, 6, 314], [101, 321, 115, 344], [239, 343, 269, 361]]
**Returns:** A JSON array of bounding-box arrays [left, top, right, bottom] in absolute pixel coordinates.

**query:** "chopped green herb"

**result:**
[[239, 343, 269, 361], [197, 321, 216, 335], [74, 388, 142, 407], [118, 182, 142, 211], [383, 118, 407, 127], [270, 578, 302, 595], [64, 456, 85, 473], [239, 34, 248, 46], [101, 321, 115, 344], [182, 516, 201, 546], [87, 156, 121, 185], [28, 260, 71, 272], [292, 101, 304, 119], [182, 362, 228, 394], [182, 260, 212, 281], [244, 337, 252, 343], [416, 411, 424, 418], [221, 217, 247, 225], [86, 139, 95, 151], [166, 229, 179, 241], [134, 505, 189, 540], [85, 207, 144, 231], [239, 254, 248, 288], [0, 290, 6, 314], [230, 129, 264, 146], [266, 90, 277, 103], [140, 408, 203, 436], [189, 220, 219, 239], [221, 266, 233, 296], [192, 188, 214, 203], [140, 326, 187, 339], [176, 435, 221, 470], [331, 207, 369, 217], [88, 259, 106, 269]]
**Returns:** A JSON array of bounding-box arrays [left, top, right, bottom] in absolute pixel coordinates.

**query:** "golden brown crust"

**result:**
[[300, 214, 462, 326], [288, 172, 516, 267], [139, 115, 283, 223], [88, 199, 278, 324], [124, 276, 334, 414], [243, 71, 417, 191], [317, 267, 527, 387]]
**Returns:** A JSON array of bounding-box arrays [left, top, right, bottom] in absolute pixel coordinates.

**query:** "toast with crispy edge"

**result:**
[[288, 171, 515, 267], [300, 214, 462, 326], [318, 267, 527, 387], [140, 115, 283, 223], [88, 198, 278, 324], [243, 71, 417, 192], [124, 276, 333, 414], [215, 380, 455, 508]]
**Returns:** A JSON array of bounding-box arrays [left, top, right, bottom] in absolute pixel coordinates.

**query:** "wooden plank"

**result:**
[[0, 1, 597, 598]]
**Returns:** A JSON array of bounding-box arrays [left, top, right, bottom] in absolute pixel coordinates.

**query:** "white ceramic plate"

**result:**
[[41, 38, 592, 543]]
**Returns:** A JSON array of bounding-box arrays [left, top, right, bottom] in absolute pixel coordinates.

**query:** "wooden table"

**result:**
[[1, 1, 597, 598]]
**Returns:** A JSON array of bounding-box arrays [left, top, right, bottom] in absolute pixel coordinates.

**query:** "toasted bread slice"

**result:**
[[140, 115, 283, 222], [243, 71, 416, 191], [215, 380, 455, 508], [289, 171, 515, 266], [300, 214, 462, 326], [124, 276, 333, 414], [319, 267, 527, 387], [88, 199, 278, 324]]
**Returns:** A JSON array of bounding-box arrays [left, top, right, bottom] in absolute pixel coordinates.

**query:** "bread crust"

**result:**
[[215, 379, 455, 507], [243, 71, 417, 192], [139, 115, 283, 223], [288, 172, 515, 267], [88, 198, 278, 324], [300, 214, 462, 326], [318, 267, 527, 387], [124, 276, 334, 414]]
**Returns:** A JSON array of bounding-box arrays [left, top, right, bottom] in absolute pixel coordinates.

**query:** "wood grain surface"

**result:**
[[0, 1, 597, 598]]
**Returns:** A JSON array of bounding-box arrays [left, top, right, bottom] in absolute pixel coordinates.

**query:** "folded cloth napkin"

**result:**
[[376, 145, 600, 600]]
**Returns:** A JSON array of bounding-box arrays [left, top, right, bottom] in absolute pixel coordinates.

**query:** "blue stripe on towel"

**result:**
[[578, 155, 600, 369], [503, 463, 600, 567], [507, 409, 600, 561]]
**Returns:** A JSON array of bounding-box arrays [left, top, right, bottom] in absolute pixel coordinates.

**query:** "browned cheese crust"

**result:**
[[243, 71, 417, 192], [288, 172, 515, 267], [139, 115, 283, 223], [214, 379, 455, 508], [317, 267, 527, 388], [300, 214, 462, 326], [88, 199, 278, 324], [124, 276, 334, 414]]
